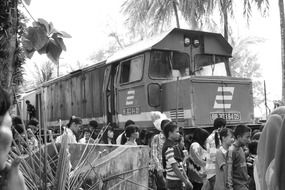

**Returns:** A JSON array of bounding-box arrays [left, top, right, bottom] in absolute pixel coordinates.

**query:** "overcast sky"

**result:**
[[23, 0, 281, 117]]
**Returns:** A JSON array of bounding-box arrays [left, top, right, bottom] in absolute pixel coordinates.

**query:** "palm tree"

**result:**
[[203, 0, 269, 76], [121, 0, 206, 37], [279, 0, 285, 101]]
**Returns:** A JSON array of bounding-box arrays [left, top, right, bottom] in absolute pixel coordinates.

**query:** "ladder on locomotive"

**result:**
[[94, 123, 111, 143]]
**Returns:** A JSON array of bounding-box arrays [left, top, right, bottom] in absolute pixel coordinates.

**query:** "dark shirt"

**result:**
[[27, 104, 36, 118], [227, 144, 250, 190]]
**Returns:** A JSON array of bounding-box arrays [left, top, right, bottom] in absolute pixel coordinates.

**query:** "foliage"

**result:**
[[33, 61, 55, 85], [0, 0, 27, 89], [22, 18, 71, 64], [230, 36, 265, 108]]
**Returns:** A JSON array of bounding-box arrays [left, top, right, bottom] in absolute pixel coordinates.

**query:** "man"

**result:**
[[25, 100, 36, 120], [162, 122, 193, 190], [116, 120, 135, 145], [205, 117, 227, 189], [55, 116, 82, 144]]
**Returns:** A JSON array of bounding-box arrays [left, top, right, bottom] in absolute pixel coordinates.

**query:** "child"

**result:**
[[79, 129, 95, 144], [214, 128, 234, 190], [227, 125, 251, 190], [162, 122, 193, 190]]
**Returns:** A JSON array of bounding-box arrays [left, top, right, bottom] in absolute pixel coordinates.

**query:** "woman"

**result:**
[[0, 87, 26, 190], [188, 128, 209, 190], [100, 127, 115, 144], [125, 125, 139, 145]]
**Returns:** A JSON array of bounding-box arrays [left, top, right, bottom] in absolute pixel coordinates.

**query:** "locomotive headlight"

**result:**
[[184, 37, 191, 47], [193, 39, 200, 48]]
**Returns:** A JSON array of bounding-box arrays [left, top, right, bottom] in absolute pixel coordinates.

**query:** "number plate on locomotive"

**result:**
[[210, 112, 241, 121]]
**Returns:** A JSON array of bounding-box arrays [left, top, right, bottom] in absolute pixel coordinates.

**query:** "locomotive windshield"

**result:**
[[149, 50, 190, 79], [194, 54, 228, 76]]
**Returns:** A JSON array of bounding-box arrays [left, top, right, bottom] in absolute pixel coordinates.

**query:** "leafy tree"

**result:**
[[22, 18, 71, 65], [121, 0, 207, 36], [32, 61, 55, 85], [0, 0, 27, 90], [230, 36, 265, 110]]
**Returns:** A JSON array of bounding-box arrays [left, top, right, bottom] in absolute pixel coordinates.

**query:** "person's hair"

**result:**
[[252, 132, 261, 141], [25, 100, 30, 104], [28, 119, 38, 127], [213, 118, 226, 148], [248, 140, 258, 155], [213, 118, 226, 130], [125, 120, 135, 129], [0, 87, 11, 119], [192, 128, 209, 149], [12, 116, 22, 125], [83, 128, 92, 134], [139, 129, 147, 141], [161, 119, 170, 131], [67, 116, 82, 128], [89, 120, 98, 129], [121, 133, 128, 145], [234, 124, 251, 138], [125, 125, 139, 138], [219, 128, 233, 142], [163, 122, 177, 139], [101, 126, 115, 144]]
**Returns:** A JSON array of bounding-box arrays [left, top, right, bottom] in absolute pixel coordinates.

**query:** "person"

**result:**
[[116, 120, 135, 145], [55, 116, 82, 144], [0, 86, 26, 190], [205, 117, 227, 189], [226, 124, 251, 190], [100, 126, 115, 144], [79, 129, 95, 144], [214, 128, 234, 190], [188, 128, 209, 190], [255, 114, 282, 190], [88, 120, 98, 139], [26, 128, 39, 151], [151, 119, 170, 190], [162, 122, 193, 190], [124, 124, 139, 145], [137, 129, 147, 145], [25, 100, 36, 120], [247, 140, 258, 190]]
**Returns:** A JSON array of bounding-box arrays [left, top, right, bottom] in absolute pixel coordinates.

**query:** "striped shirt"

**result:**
[[163, 139, 183, 181]]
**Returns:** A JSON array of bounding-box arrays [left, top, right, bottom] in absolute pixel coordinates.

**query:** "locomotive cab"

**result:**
[[104, 28, 254, 129]]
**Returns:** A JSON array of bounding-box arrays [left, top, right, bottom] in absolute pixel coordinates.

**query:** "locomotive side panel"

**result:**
[[89, 66, 106, 119]]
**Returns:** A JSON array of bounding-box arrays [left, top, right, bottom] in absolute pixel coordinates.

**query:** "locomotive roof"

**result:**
[[106, 28, 232, 64]]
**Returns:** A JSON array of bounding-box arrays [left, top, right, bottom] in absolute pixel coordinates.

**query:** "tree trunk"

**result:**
[[0, 0, 18, 91], [222, 0, 232, 76], [172, 0, 180, 28], [279, 0, 285, 101]]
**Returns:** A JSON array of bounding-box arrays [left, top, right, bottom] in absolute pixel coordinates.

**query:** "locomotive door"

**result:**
[[115, 55, 146, 128], [103, 64, 119, 124]]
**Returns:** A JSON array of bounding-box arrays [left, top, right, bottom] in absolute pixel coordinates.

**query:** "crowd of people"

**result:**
[[148, 114, 262, 190], [1, 83, 285, 190], [9, 109, 263, 190]]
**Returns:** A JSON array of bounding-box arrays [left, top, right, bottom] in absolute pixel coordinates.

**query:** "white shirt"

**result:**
[[116, 132, 124, 144], [55, 128, 77, 144]]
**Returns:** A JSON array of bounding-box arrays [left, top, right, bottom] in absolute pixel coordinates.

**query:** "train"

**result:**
[[18, 28, 255, 132]]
